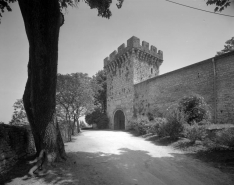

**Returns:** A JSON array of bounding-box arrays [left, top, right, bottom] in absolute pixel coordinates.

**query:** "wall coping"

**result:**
[[134, 51, 234, 87]]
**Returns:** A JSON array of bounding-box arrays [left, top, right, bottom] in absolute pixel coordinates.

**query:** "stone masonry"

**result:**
[[104, 36, 234, 130], [104, 36, 163, 129]]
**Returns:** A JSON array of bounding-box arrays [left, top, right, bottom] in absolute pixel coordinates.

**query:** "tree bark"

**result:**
[[18, 0, 66, 162]]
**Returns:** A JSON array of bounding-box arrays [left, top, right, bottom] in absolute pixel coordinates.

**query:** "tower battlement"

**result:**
[[104, 36, 163, 67]]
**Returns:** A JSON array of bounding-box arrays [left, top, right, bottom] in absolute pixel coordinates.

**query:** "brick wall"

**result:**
[[0, 124, 35, 175], [216, 52, 234, 124], [133, 51, 234, 124]]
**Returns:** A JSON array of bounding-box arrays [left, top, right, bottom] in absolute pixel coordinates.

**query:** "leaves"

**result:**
[[206, 0, 231, 12], [216, 37, 234, 56], [9, 99, 29, 125], [1, 0, 124, 23], [91, 70, 107, 113], [56, 73, 95, 123], [59, 0, 124, 19], [0, 0, 16, 22]]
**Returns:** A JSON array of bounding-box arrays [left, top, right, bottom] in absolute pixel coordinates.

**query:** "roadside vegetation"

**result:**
[[85, 70, 109, 129], [129, 95, 234, 174]]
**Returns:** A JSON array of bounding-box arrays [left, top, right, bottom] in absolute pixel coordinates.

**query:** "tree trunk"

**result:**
[[72, 114, 76, 135], [77, 116, 81, 133], [18, 0, 66, 162]]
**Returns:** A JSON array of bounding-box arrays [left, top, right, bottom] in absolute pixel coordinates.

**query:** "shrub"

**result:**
[[178, 95, 211, 125], [158, 105, 185, 139], [147, 118, 167, 135], [213, 128, 234, 148], [129, 116, 149, 135], [85, 108, 109, 129], [184, 122, 207, 144], [157, 118, 184, 139]]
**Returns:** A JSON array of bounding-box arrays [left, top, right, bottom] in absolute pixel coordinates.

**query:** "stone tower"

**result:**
[[104, 36, 163, 130]]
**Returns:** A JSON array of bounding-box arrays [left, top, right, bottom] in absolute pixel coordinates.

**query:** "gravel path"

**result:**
[[5, 130, 234, 185]]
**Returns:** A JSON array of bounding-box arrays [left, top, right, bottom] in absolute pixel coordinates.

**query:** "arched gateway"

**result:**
[[114, 110, 125, 130]]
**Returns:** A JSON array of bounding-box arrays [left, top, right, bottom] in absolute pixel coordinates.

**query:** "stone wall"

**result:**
[[105, 56, 135, 129], [104, 36, 163, 129], [133, 51, 234, 124], [0, 124, 35, 175]]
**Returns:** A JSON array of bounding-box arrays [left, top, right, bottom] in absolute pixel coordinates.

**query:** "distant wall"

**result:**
[[0, 124, 35, 175], [133, 51, 234, 124]]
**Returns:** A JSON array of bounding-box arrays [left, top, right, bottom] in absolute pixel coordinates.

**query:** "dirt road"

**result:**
[[5, 130, 234, 185]]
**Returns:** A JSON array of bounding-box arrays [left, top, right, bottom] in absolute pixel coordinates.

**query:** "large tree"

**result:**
[[91, 70, 107, 113], [56, 73, 94, 135], [0, 0, 124, 163]]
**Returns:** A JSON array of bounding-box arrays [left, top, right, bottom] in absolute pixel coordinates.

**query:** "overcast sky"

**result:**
[[0, 0, 233, 123]]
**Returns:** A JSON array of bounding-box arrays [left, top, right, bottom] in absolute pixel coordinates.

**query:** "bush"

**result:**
[[157, 118, 184, 139], [129, 116, 149, 135], [147, 118, 167, 135], [184, 122, 207, 144], [178, 95, 211, 125], [213, 128, 234, 148], [158, 105, 185, 139], [85, 109, 109, 129]]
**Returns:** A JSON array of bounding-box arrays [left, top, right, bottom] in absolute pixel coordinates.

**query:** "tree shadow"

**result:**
[[2, 148, 234, 185], [185, 148, 234, 174]]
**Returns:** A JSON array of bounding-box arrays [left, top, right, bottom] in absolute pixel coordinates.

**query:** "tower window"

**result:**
[[151, 68, 153, 74]]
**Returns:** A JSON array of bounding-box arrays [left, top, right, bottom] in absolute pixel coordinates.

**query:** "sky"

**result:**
[[0, 0, 233, 123]]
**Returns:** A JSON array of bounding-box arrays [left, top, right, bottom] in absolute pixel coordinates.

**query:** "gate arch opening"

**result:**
[[114, 110, 125, 130]]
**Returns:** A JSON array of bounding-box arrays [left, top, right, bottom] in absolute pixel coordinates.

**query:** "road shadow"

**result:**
[[185, 148, 234, 174], [2, 148, 234, 185], [127, 131, 234, 177]]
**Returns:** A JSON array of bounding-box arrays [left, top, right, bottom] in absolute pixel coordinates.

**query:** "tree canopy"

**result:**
[[216, 37, 234, 56], [9, 99, 29, 126], [206, 0, 232, 12], [56, 73, 94, 123], [0, 0, 124, 22], [91, 70, 107, 113]]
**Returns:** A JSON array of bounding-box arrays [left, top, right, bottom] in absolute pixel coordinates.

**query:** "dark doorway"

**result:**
[[114, 110, 125, 130]]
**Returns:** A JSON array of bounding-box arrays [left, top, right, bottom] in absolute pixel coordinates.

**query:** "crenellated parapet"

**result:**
[[104, 36, 163, 72]]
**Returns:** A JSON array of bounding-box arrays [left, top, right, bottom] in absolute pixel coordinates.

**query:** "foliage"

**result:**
[[85, 108, 109, 129], [9, 99, 29, 126], [130, 105, 185, 138], [91, 70, 107, 113], [184, 123, 207, 144], [147, 117, 168, 135], [178, 95, 211, 125], [216, 37, 234, 56], [159, 106, 185, 139], [56, 73, 94, 136], [0, 0, 124, 23], [56, 73, 94, 122], [1, 0, 124, 161], [129, 116, 150, 135], [79, 120, 86, 128], [206, 0, 232, 12], [213, 128, 234, 148]]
